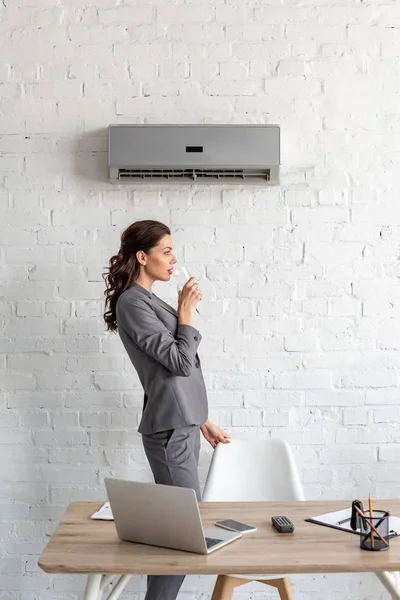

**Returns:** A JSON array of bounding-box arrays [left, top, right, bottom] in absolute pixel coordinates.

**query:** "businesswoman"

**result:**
[[103, 220, 230, 600]]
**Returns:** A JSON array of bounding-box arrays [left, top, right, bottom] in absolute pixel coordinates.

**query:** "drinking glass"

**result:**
[[173, 266, 202, 315]]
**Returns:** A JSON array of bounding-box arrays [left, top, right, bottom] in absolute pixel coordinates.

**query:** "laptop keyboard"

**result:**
[[205, 536, 223, 549]]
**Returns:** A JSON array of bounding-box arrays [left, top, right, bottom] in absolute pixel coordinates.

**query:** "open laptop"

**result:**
[[104, 478, 242, 554]]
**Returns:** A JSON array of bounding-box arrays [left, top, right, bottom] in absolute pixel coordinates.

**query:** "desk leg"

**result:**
[[376, 572, 400, 600]]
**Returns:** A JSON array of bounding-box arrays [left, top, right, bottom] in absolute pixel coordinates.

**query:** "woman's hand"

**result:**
[[178, 277, 202, 311], [178, 277, 202, 327], [200, 419, 231, 449]]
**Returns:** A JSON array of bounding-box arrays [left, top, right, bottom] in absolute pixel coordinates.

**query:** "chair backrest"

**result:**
[[202, 438, 305, 502]]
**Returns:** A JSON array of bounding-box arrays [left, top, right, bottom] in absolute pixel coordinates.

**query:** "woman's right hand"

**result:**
[[178, 277, 202, 317]]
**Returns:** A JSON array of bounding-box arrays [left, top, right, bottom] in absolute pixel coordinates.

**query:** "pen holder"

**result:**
[[360, 510, 390, 551]]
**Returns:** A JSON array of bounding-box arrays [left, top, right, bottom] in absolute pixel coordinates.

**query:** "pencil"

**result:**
[[353, 506, 388, 548], [369, 495, 374, 549]]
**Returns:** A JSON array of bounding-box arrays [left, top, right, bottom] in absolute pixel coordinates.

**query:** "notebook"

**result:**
[[306, 507, 400, 538], [91, 502, 113, 521]]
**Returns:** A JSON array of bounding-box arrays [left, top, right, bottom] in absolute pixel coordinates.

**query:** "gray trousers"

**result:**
[[142, 425, 201, 600]]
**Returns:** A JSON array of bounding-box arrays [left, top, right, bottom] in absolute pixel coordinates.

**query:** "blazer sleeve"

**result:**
[[116, 295, 202, 377]]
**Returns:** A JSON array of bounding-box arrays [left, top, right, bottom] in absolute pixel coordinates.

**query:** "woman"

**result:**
[[103, 220, 230, 600]]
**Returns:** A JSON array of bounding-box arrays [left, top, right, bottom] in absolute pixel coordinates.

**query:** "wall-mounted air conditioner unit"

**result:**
[[108, 124, 280, 185]]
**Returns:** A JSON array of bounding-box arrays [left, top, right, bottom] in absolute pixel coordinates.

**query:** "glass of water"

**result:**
[[173, 266, 202, 314]]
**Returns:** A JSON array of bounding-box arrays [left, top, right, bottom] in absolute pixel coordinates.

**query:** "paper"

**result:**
[[306, 507, 400, 537], [90, 502, 114, 521]]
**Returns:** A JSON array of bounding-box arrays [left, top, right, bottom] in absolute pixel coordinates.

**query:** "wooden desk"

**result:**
[[38, 500, 400, 600]]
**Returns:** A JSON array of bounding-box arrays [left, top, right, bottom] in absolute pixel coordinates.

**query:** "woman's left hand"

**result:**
[[200, 419, 231, 448]]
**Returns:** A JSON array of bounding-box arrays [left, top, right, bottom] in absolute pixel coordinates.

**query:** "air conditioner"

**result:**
[[108, 124, 280, 185]]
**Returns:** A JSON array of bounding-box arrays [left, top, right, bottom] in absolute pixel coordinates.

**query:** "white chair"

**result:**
[[202, 438, 305, 600]]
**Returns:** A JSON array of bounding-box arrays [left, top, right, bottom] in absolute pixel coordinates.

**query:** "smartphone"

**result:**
[[215, 519, 257, 533]]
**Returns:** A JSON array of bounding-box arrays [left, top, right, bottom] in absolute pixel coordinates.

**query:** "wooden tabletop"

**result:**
[[38, 500, 400, 575]]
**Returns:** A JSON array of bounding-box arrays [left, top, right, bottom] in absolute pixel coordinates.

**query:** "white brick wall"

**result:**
[[0, 0, 399, 598]]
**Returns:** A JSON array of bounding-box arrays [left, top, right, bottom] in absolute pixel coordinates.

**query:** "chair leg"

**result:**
[[83, 574, 103, 600], [376, 572, 400, 600], [257, 577, 294, 600], [211, 575, 248, 600]]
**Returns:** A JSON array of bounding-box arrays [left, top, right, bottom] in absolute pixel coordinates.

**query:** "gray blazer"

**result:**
[[116, 283, 208, 434]]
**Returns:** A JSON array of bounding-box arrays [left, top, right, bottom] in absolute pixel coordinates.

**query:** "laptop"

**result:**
[[104, 478, 242, 554]]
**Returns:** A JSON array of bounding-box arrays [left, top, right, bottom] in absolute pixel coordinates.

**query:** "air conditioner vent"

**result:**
[[118, 168, 271, 182]]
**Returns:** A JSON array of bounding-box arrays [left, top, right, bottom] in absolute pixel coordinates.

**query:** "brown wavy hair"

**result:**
[[103, 220, 171, 331]]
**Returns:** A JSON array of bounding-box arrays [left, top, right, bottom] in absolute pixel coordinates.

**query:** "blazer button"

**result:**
[[195, 361, 200, 368], [194, 336, 198, 341]]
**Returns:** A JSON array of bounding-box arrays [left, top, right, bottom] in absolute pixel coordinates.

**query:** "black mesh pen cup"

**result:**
[[360, 510, 390, 551]]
